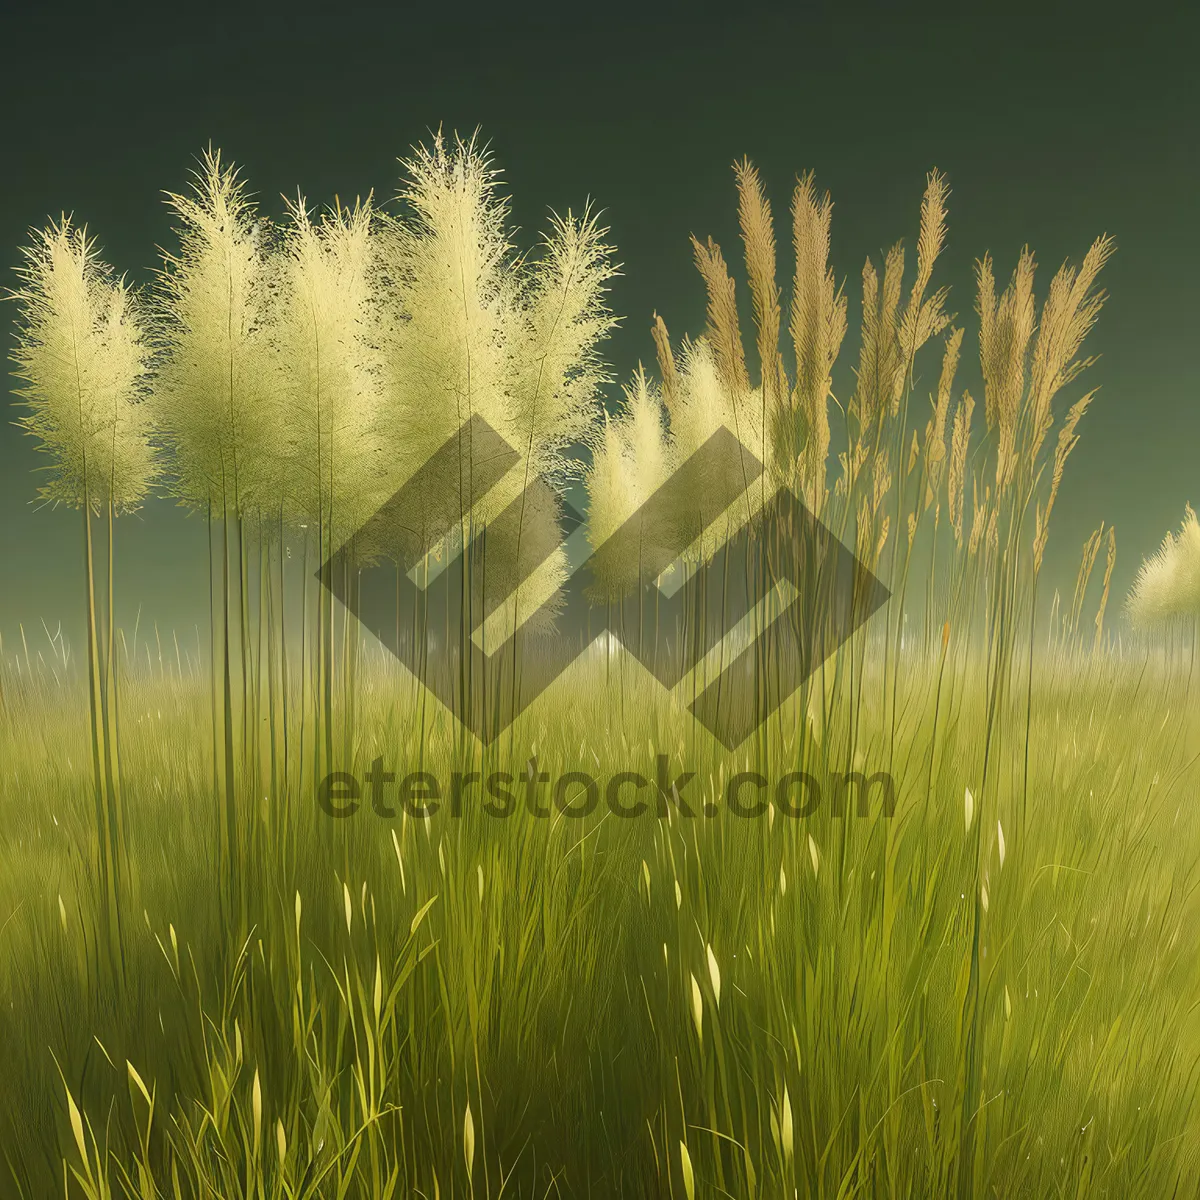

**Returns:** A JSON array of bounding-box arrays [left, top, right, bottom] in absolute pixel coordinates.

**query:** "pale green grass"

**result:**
[[1, 631, 1199, 1198]]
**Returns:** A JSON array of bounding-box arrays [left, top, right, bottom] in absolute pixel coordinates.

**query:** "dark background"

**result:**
[[2, 1, 1196, 651]]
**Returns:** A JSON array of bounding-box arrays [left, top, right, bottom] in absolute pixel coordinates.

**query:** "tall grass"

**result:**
[[1, 636, 1198, 1197], [3, 135, 1198, 1198], [7, 218, 156, 980]]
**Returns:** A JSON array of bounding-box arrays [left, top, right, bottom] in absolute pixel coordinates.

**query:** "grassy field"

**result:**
[[2, 626, 1199, 1198], [6, 133, 1199, 1198]]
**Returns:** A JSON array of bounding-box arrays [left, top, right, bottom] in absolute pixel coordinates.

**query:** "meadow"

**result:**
[[3, 632, 1199, 1198], [3, 132, 1199, 1198]]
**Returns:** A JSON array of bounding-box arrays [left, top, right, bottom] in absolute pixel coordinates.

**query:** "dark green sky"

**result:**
[[2, 1, 1197, 651]]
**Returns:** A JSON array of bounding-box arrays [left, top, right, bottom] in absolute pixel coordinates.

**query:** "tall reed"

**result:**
[[8, 218, 155, 976]]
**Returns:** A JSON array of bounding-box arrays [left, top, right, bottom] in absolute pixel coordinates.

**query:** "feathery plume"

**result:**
[[507, 201, 620, 487], [275, 194, 383, 543], [690, 234, 750, 406], [1126, 505, 1200, 627], [898, 170, 952, 369], [735, 159, 787, 416], [10, 219, 156, 511], [155, 147, 279, 515], [851, 256, 882, 438], [584, 367, 674, 597], [977, 248, 1036, 492], [790, 171, 846, 511], [1033, 389, 1095, 571], [850, 240, 907, 436], [880, 243, 908, 414], [651, 311, 680, 420], [376, 129, 515, 500], [379, 131, 617, 636], [1026, 235, 1116, 462], [924, 327, 964, 508]]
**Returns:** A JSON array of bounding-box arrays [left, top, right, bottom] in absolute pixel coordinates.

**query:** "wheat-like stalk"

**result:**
[[790, 171, 847, 512], [734, 159, 786, 419], [1025, 236, 1115, 463], [923, 327, 964, 510], [690, 233, 751, 409], [977, 248, 1036, 493], [1070, 525, 1104, 637], [651, 311, 680, 421], [1032, 389, 1095, 572], [1094, 525, 1117, 650], [898, 170, 952, 373]]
